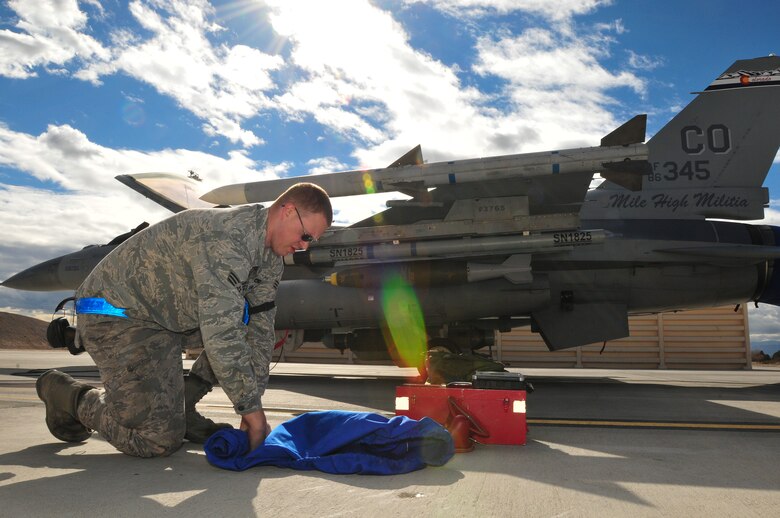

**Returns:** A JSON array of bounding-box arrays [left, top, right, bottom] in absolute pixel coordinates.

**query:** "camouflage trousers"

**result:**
[[76, 314, 215, 458]]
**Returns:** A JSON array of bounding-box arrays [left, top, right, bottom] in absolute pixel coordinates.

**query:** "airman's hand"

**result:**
[[239, 409, 271, 452]]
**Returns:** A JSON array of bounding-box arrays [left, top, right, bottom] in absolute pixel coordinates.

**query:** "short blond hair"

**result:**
[[276, 183, 333, 225]]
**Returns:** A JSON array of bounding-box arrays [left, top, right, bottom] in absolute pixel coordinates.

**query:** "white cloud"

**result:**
[[258, 2, 518, 169], [0, 291, 72, 320], [748, 304, 780, 347], [474, 28, 645, 93], [2, 0, 284, 148], [96, 0, 283, 147], [405, 0, 611, 21], [262, 0, 648, 175], [0, 0, 109, 79], [469, 23, 647, 150], [306, 157, 351, 175], [0, 184, 158, 249], [0, 123, 292, 251], [0, 0, 777, 359], [0, 121, 395, 313], [268, 0, 426, 148], [0, 119, 400, 268], [1, 0, 647, 161], [0, 123, 269, 197], [626, 50, 664, 71], [744, 197, 780, 350]]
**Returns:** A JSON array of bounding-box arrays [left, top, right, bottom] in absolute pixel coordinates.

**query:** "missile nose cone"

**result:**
[[200, 184, 248, 205]]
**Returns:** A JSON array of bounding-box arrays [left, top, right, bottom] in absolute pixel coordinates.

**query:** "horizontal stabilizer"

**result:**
[[116, 173, 215, 213], [601, 114, 646, 147]]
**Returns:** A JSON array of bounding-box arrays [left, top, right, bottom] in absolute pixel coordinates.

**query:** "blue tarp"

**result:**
[[204, 410, 454, 474]]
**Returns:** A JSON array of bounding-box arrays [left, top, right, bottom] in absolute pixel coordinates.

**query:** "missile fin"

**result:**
[[600, 159, 651, 191], [387, 145, 424, 168], [505, 271, 534, 284], [386, 180, 430, 201], [502, 254, 533, 284], [600, 114, 647, 147]]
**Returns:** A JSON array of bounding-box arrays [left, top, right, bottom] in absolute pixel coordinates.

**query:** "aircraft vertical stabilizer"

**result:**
[[584, 56, 780, 220], [648, 56, 780, 190]]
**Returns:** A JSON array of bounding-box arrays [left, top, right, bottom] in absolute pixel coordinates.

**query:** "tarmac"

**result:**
[[1, 350, 779, 517]]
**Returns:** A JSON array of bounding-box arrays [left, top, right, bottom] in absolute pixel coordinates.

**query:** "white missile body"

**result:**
[[200, 143, 648, 205]]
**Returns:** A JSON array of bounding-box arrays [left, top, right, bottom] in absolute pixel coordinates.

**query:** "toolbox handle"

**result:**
[[448, 397, 489, 438]]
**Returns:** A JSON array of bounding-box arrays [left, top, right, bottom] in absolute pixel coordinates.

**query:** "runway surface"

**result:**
[[1, 350, 779, 517]]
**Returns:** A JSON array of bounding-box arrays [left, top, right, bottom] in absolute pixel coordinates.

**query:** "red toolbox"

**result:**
[[395, 383, 527, 445]]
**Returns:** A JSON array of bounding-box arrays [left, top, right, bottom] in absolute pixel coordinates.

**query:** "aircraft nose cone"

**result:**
[[2, 258, 64, 291]]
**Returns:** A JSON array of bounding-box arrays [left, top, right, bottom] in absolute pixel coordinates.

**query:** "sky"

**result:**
[[1, 0, 779, 352]]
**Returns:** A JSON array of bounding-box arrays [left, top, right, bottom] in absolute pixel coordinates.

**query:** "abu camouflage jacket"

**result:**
[[76, 204, 283, 415]]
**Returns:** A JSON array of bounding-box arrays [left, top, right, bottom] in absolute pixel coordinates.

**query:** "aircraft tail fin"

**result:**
[[586, 56, 780, 220], [647, 56, 780, 190]]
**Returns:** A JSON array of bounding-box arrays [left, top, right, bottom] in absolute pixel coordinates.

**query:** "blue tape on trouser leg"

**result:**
[[75, 297, 128, 318]]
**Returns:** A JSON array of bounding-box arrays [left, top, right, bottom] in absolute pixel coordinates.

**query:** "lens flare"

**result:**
[[380, 273, 427, 369], [362, 172, 376, 194], [121, 102, 145, 127]]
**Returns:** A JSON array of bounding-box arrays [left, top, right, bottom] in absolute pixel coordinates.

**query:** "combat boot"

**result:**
[[36, 369, 95, 442], [184, 374, 232, 443]]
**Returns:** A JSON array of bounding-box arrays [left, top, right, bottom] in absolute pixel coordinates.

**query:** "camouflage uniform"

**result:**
[[75, 205, 282, 457]]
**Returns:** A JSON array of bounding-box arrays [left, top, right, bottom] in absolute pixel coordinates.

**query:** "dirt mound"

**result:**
[[0, 312, 51, 350]]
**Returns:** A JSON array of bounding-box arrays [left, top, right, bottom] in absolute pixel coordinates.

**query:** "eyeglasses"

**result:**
[[294, 207, 314, 243]]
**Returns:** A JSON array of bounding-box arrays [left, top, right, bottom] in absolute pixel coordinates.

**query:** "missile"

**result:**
[[286, 229, 606, 266], [200, 116, 649, 205], [325, 255, 533, 288], [201, 144, 648, 205]]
